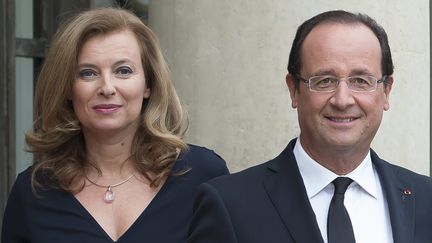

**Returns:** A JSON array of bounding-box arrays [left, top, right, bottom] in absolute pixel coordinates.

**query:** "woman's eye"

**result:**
[[79, 69, 97, 79], [116, 67, 133, 76]]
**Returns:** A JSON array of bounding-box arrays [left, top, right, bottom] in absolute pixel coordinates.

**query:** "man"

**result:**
[[187, 10, 432, 243]]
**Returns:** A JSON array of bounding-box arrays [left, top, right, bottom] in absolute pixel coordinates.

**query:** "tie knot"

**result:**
[[332, 177, 353, 194]]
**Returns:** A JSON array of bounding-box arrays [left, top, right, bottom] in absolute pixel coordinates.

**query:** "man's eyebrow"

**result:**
[[310, 69, 337, 76], [310, 68, 375, 77], [349, 69, 374, 76]]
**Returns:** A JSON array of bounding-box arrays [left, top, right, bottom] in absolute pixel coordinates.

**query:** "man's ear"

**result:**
[[286, 74, 298, 108], [383, 75, 393, 111]]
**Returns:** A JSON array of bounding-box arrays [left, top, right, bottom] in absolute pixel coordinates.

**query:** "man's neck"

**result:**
[[299, 138, 370, 175]]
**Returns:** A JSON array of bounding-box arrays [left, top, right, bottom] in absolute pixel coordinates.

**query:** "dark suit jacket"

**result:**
[[188, 139, 432, 243]]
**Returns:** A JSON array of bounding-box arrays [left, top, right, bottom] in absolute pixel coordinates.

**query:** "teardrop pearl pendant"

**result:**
[[104, 186, 116, 203]]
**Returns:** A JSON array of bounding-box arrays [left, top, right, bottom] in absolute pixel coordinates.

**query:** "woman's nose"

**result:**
[[98, 75, 116, 97]]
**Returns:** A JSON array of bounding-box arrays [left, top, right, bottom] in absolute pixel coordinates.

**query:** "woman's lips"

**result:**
[[93, 104, 122, 113]]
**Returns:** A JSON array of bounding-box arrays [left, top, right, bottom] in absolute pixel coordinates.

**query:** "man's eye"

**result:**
[[315, 77, 337, 86], [320, 78, 333, 84], [351, 77, 371, 85]]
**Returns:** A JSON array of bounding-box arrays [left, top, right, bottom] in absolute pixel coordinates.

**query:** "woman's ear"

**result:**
[[144, 87, 150, 98]]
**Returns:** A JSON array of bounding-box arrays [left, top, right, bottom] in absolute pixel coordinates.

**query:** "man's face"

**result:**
[[287, 22, 392, 158]]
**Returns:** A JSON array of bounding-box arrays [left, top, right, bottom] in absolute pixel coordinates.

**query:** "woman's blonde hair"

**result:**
[[27, 7, 188, 192]]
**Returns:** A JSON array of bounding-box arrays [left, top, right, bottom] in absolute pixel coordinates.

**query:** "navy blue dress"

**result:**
[[2, 145, 229, 243]]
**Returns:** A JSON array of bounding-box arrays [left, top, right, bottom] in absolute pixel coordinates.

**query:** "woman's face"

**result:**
[[71, 29, 150, 137]]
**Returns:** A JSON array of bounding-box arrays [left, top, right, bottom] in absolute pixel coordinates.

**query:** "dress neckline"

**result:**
[[69, 172, 173, 242]]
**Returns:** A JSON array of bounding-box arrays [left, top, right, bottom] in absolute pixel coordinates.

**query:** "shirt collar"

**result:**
[[294, 138, 378, 199]]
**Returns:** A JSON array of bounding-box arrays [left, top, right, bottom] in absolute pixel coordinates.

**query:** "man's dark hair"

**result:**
[[287, 10, 394, 87]]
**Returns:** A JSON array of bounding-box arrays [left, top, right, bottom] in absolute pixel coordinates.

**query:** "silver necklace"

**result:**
[[85, 173, 134, 203]]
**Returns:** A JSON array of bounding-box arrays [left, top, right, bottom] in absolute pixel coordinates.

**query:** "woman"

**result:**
[[2, 7, 228, 243]]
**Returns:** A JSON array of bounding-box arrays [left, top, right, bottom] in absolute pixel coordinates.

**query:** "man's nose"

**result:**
[[329, 79, 355, 109]]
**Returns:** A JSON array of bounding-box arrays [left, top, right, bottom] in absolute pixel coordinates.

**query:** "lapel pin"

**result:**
[[402, 188, 412, 201], [403, 188, 412, 195]]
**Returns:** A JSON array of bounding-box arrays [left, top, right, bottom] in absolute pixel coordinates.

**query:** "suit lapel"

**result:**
[[263, 139, 324, 243], [372, 150, 415, 243]]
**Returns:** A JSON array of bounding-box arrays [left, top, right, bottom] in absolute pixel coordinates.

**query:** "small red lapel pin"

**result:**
[[401, 188, 412, 201], [403, 188, 412, 196]]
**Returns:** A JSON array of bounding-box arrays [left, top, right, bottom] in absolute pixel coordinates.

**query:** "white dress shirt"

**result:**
[[293, 139, 393, 243]]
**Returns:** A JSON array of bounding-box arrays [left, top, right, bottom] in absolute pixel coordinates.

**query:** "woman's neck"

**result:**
[[83, 130, 136, 178]]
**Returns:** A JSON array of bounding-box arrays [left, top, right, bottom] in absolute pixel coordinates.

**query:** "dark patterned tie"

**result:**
[[327, 177, 356, 243]]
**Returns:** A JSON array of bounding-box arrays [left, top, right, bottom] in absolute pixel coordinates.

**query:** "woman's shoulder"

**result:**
[[175, 144, 229, 179], [10, 166, 59, 197], [4, 167, 36, 208], [12, 167, 33, 189], [183, 144, 224, 160], [180, 144, 226, 167]]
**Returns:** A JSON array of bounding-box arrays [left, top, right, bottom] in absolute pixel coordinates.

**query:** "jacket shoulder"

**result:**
[[390, 163, 432, 188], [378, 158, 432, 185]]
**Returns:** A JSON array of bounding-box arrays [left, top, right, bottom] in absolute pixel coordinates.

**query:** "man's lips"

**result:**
[[325, 116, 359, 123], [327, 116, 357, 122]]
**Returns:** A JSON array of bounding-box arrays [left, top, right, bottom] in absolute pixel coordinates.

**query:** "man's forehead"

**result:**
[[300, 22, 381, 56], [305, 21, 374, 40], [299, 22, 382, 76]]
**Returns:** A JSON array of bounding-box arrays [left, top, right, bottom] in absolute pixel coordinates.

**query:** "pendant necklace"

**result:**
[[85, 173, 134, 203]]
